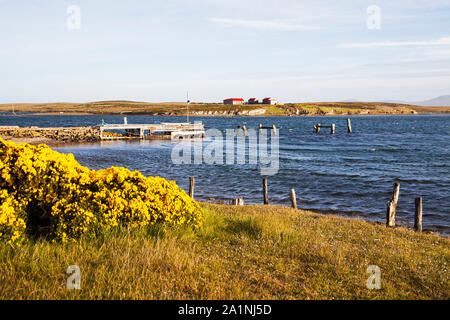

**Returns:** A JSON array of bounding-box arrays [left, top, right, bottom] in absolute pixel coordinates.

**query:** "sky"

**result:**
[[1, 0, 450, 103]]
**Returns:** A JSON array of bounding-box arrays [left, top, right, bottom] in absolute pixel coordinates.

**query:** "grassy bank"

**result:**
[[1, 203, 448, 300], [1, 100, 449, 116]]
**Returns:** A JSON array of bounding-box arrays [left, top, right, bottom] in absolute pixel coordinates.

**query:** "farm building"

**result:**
[[248, 98, 259, 104], [262, 97, 278, 105], [223, 98, 244, 105]]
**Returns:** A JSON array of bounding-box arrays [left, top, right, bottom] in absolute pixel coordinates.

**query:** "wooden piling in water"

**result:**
[[290, 188, 297, 209], [263, 178, 269, 205], [392, 181, 400, 208], [242, 125, 247, 136], [347, 118, 352, 133], [259, 123, 263, 134], [272, 124, 277, 135], [415, 197, 423, 232], [189, 176, 195, 199], [331, 124, 335, 134]]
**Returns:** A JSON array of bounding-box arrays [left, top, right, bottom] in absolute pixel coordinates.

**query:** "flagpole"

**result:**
[[186, 91, 190, 124]]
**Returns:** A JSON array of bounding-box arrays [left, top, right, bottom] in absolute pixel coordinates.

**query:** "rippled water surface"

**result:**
[[1, 114, 449, 234]]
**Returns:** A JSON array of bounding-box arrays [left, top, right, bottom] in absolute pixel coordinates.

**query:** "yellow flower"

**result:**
[[0, 138, 204, 244]]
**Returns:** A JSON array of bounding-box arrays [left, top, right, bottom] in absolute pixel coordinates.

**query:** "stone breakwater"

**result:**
[[0, 126, 101, 143]]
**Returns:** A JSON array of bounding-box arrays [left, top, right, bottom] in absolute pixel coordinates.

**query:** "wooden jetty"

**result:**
[[95, 122, 205, 140], [0, 121, 205, 142]]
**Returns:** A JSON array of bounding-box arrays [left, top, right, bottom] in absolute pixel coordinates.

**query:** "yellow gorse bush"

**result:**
[[0, 138, 204, 244]]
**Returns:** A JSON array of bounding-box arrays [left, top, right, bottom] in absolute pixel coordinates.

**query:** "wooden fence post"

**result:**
[[189, 176, 195, 199], [386, 181, 400, 227], [263, 178, 269, 205], [392, 181, 400, 208], [386, 200, 396, 227], [414, 197, 423, 232], [290, 188, 297, 209], [229, 198, 244, 205], [347, 118, 352, 133]]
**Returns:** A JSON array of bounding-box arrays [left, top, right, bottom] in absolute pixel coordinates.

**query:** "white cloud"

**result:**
[[208, 17, 321, 31], [341, 37, 450, 48]]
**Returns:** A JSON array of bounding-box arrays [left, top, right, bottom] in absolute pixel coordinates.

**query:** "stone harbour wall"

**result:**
[[0, 126, 101, 143]]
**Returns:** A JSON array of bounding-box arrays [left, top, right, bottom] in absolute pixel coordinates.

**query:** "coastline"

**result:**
[[14, 111, 450, 116], [1, 115, 448, 236], [1, 101, 449, 117], [1, 134, 448, 236]]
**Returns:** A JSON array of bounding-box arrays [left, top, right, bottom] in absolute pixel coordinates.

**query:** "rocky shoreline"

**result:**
[[0, 126, 100, 145]]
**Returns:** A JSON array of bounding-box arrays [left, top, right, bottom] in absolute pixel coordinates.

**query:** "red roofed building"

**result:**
[[223, 98, 244, 105], [248, 98, 259, 104], [262, 97, 278, 105]]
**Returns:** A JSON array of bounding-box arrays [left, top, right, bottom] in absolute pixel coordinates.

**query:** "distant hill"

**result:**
[[377, 99, 408, 104], [340, 99, 407, 103], [341, 95, 450, 106], [1, 100, 449, 115], [412, 95, 450, 106]]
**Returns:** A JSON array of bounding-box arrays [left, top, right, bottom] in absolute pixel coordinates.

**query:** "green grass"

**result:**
[[262, 105, 289, 115], [0, 203, 448, 299], [293, 103, 365, 115]]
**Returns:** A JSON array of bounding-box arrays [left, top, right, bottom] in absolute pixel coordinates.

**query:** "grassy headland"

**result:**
[[1, 203, 448, 299], [1, 100, 449, 116]]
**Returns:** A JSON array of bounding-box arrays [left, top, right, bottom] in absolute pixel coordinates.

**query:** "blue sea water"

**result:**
[[1, 114, 449, 235]]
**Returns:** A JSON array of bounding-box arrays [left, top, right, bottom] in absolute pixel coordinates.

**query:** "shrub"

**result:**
[[0, 138, 204, 244]]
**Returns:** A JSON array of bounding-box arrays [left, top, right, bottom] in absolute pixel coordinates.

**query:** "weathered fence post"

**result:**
[[392, 181, 400, 208], [331, 123, 335, 134], [386, 181, 400, 227], [414, 197, 423, 232], [386, 200, 396, 227], [347, 118, 352, 133], [189, 176, 195, 199], [290, 188, 297, 209], [263, 178, 269, 205], [229, 198, 244, 205]]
